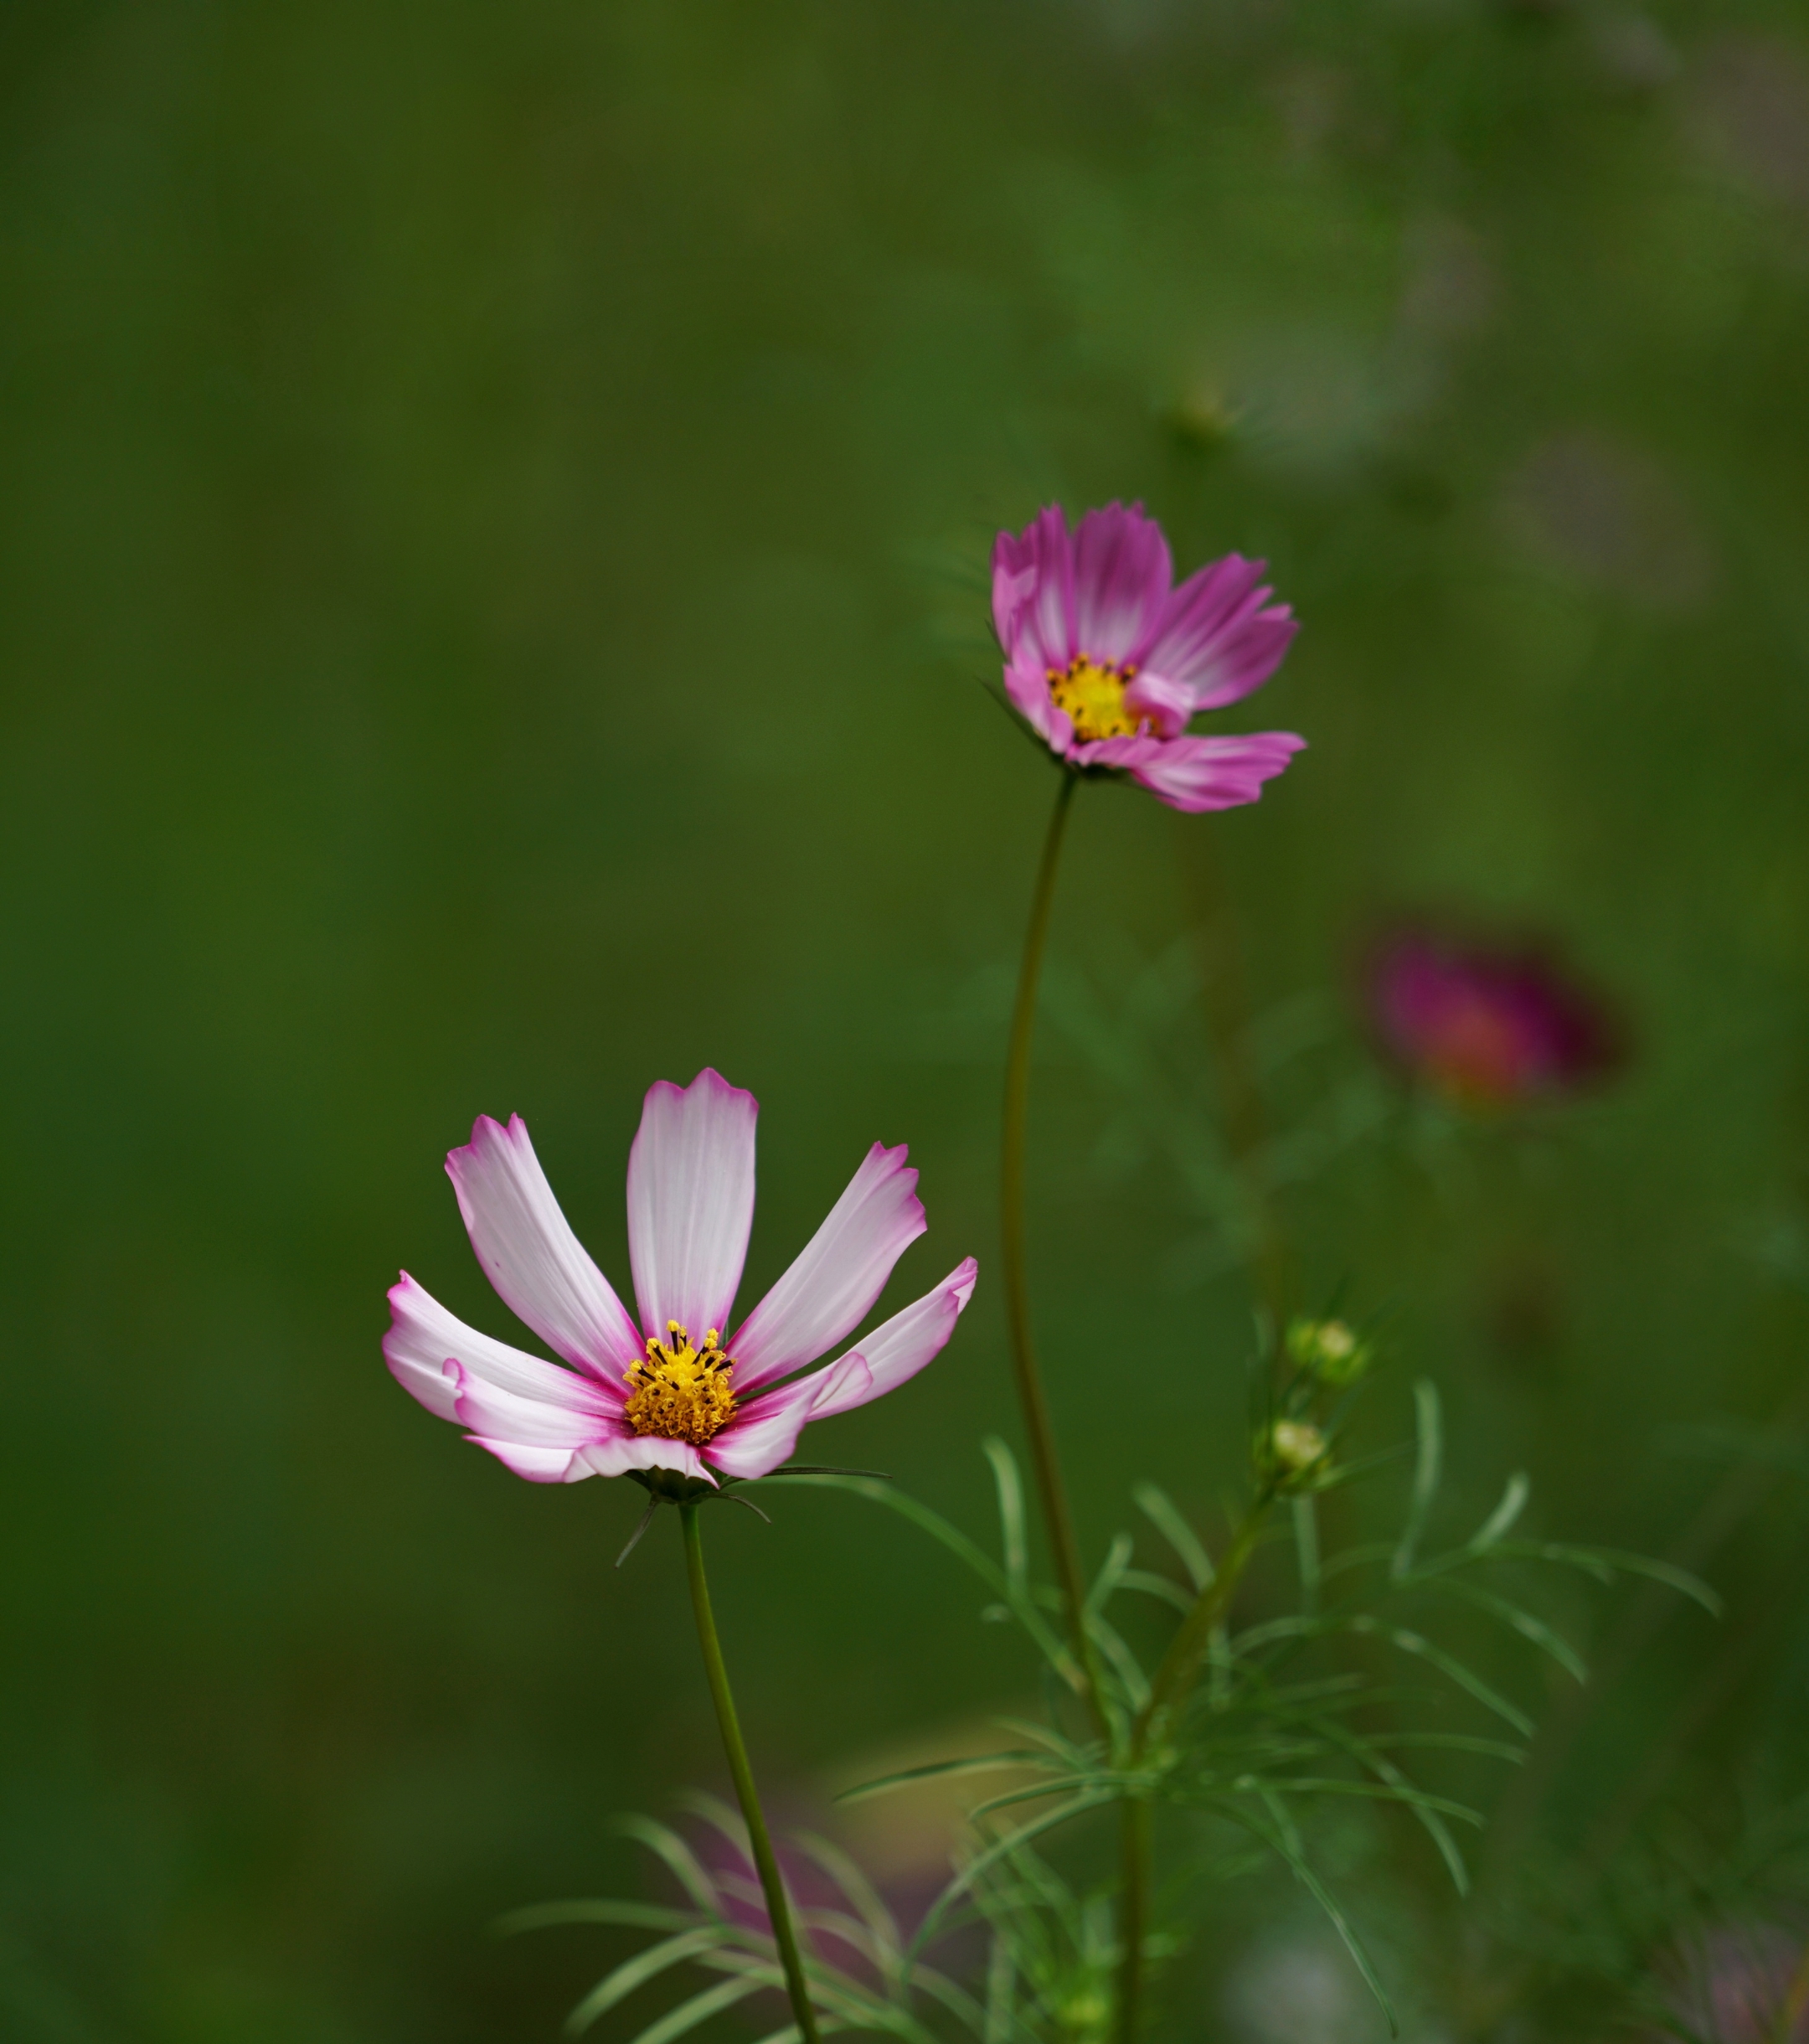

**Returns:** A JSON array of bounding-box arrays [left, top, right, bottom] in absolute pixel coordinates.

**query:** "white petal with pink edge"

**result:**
[[701, 1373, 824, 1482], [626, 1069, 758, 1346], [578, 1434, 714, 1482], [729, 1142, 925, 1390], [703, 1257, 975, 1481], [442, 1357, 616, 1448], [384, 1272, 625, 1422], [467, 1438, 594, 1484], [463, 1433, 712, 1485], [807, 1257, 979, 1420], [446, 1114, 643, 1380]]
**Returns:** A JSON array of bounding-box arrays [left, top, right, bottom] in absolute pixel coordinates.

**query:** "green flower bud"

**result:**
[[1286, 1316, 1373, 1386], [1270, 1419, 1328, 1476]]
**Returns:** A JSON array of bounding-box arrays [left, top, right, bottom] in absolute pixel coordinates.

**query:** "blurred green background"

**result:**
[[3, 0, 1808, 2036]]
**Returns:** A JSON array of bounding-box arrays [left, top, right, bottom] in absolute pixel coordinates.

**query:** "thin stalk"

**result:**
[[679, 1504, 821, 2044], [1115, 1797, 1152, 2044], [1109, 1498, 1269, 2044], [1000, 772, 1106, 1718], [1136, 1497, 1272, 1752], [1001, 774, 1139, 2041]]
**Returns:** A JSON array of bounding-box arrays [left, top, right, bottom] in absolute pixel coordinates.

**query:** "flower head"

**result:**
[[991, 502, 1305, 813], [1368, 927, 1619, 1110], [384, 1070, 977, 1487]]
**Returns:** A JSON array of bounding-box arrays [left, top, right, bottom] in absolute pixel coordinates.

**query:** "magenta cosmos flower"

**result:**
[[1370, 930, 1619, 1108], [992, 502, 1305, 812], [384, 1070, 977, 1486]]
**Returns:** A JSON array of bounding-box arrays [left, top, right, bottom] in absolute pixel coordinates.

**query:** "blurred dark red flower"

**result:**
[[1368, 927, 1619, 1108]]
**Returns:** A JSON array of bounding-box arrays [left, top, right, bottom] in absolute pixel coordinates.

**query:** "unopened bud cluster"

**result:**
[[1255, 1318, 1380, 1487]]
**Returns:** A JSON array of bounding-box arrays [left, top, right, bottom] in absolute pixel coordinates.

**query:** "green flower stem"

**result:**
[[679, 1504, 821, 2044], [1115, 1795, 1153, 2044], [1109, 1499, 1270, 2044], [1135, 1495, 1272, 1754], [1001, 771, 1108, 1721], [1002, 775, 1142, 2041]]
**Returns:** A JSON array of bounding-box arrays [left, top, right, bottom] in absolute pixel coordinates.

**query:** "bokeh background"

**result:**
[[4, 0, 1808, 2036]]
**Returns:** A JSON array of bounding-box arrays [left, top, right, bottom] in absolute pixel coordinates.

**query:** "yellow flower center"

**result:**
[[625, 1323, 739, 1445], [1048, 657, 1146, 742]]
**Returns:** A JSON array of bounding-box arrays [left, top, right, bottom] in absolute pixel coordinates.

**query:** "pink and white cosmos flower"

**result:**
[[384, 1070, 977, 1487], [992, 502, 1305, 813]]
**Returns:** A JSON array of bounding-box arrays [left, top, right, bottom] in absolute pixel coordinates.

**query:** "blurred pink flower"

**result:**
[[385, 1070, 977, 1485], [1369, 929, 1618, 1108], [1663, 1926, 1809, 2044], [991, 502, 1305, 813]]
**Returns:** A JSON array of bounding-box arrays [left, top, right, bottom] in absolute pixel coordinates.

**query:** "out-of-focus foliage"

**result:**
[[2, 0, 1806, 2037], [514, 1394, 1715, 2044]]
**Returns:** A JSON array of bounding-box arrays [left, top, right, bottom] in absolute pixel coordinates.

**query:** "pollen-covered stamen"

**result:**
[[1047, 656, 1149, 742], [624, 1321, 739, 1445]]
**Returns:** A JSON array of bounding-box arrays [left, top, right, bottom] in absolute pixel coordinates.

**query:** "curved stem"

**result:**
[[1002, 775, 1145, 2038], [1003, 776, 1149, 2044], [679, 1504, 821, 2044], [1001, 773, 1100, 1704]]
